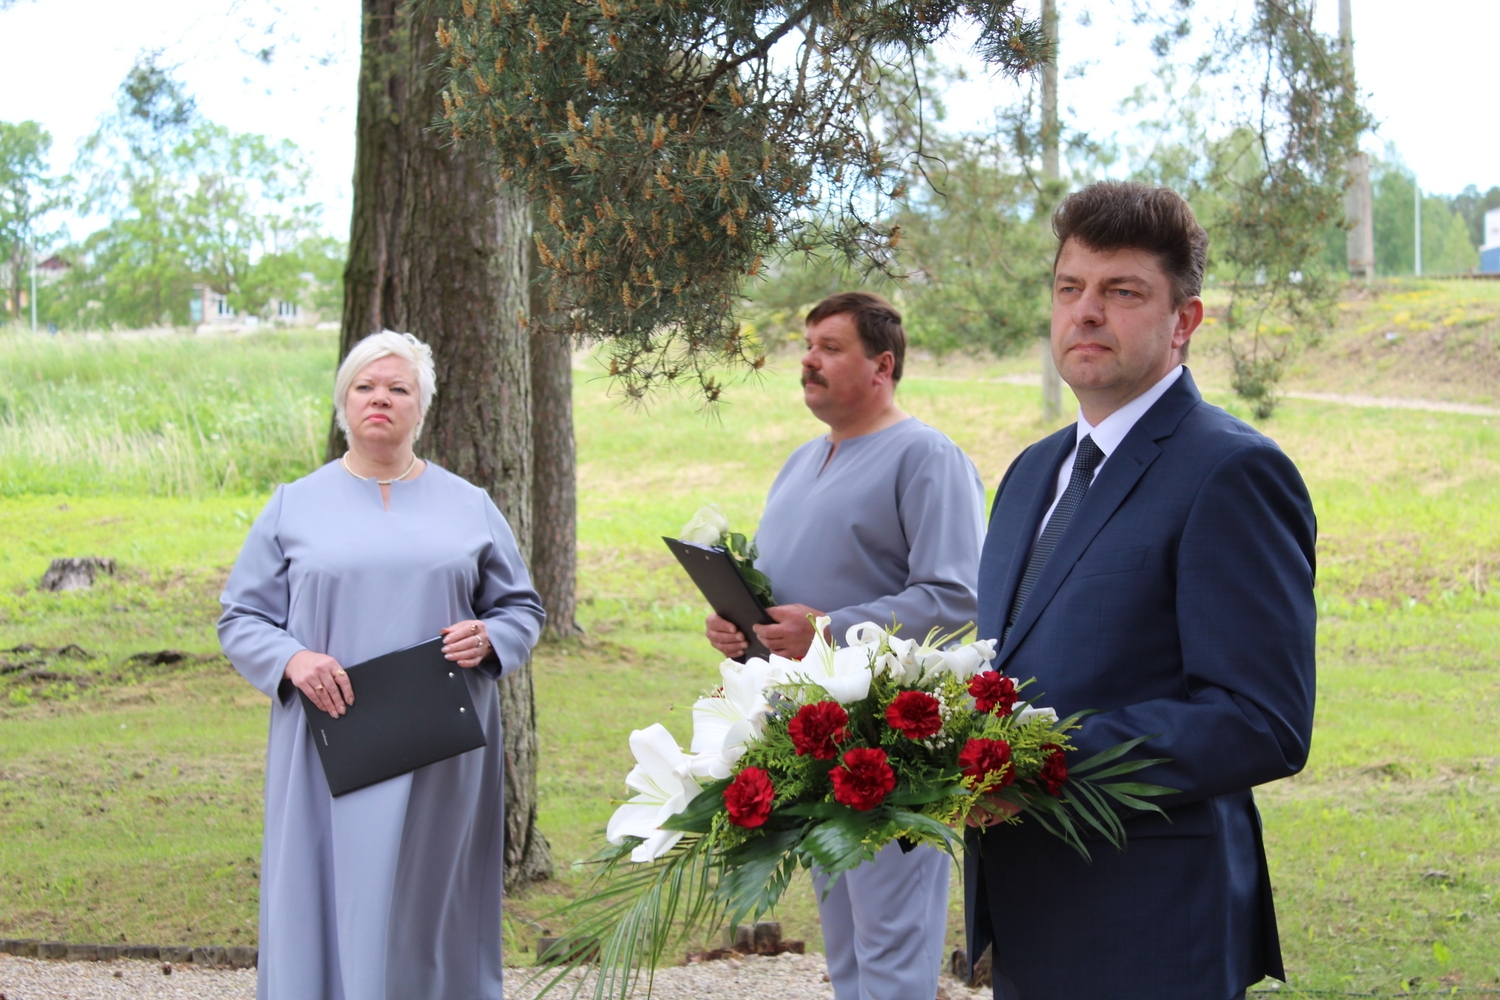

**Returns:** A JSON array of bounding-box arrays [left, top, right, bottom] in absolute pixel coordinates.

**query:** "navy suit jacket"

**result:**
[[965, 370, 1316, 1000]]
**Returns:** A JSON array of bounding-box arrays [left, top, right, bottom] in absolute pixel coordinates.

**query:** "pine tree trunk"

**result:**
[[335, 0, 552, 888], [529, 249, 583, 640]]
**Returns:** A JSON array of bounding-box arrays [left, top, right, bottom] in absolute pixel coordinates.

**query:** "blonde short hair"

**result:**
[[333, 330, 438, 440]]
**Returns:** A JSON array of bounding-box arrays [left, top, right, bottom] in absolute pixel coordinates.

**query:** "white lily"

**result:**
[[679, 505, 730, 546], [759, 654, 799, 688], [844, 622, 940, 685], [877, 632, 997, 685], [876, 633, 921, 684], [1013, 703, 1060, 726], [923, 638, 999, 681], [785, 616, 873, 704], [679, 658, 778, 780], [606, 724, 703, 863], [844, 621, 889, 649]]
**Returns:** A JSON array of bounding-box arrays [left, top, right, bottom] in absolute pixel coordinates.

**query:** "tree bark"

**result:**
[[529, 244, 583, 640], [335, 0, 552, 888]]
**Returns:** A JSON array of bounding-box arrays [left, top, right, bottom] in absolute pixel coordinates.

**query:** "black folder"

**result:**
[[663, 536, 775, 661], [297, 637, 488, 796]]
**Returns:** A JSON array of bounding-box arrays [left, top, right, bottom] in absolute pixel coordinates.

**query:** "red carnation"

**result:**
[[724, 767, 775, 828], [830, 747, 896, 811], [958, 738, 1014, 789], [968, 672, 1018, 716], [788, 701, 850, 760], [1037, 744, 1068, 795], [885, 690, 943, 740]]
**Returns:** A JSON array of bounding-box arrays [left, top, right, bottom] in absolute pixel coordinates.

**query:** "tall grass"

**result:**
[[0, 330, 335, 496]]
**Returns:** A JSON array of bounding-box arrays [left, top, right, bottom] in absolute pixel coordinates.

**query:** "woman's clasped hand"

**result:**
[[288, 618, 496, 718], [441, 619, 494, 669], [285, 649, 353, 717]]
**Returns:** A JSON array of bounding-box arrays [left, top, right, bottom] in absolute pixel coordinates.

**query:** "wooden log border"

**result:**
[[0, 940, 257, 968]]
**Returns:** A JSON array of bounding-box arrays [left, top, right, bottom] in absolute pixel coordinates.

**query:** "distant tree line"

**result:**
[[1368, 158, 1498, 277], [0, 53, 344, 331], [1447, 184, 1500, 253]]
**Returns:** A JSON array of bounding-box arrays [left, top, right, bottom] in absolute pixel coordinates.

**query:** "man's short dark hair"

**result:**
[[805, 291, 907, 382], [1051, 181, 1209, 307]]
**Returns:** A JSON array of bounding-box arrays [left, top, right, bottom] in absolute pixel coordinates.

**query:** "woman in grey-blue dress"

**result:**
[[219, 331, 545, 1000]]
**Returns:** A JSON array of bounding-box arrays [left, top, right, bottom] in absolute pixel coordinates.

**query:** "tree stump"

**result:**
[[729, 921, 789, 955], [752, 921, 782, 955], [38, 557, 116, 592]]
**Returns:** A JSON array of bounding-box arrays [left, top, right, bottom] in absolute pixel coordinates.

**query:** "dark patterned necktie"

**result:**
[[1004, 435, 1105, 639]]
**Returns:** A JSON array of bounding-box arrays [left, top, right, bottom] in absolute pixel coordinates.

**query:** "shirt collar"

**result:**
[[1076, 365, 1185, 458]]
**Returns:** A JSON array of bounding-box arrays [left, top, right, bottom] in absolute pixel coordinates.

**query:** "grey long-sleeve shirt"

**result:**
[[753, 416, 986, 644]]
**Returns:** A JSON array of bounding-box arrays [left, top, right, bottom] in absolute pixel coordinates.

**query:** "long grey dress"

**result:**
[[218, 461, 545, 1000]]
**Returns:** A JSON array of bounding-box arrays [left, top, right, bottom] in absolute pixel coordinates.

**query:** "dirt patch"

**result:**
[[1259, 757, 1500, 800], [1317, 532, 1499, 606], [1, 650, 238, 716]]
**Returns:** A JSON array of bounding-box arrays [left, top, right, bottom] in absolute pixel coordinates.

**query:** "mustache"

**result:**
[[801, 369, 828, 387]]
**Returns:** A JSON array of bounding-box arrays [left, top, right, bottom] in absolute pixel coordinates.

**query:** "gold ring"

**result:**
[[470, 624, 479, 634], [334, 669, 347, 676], [314, 684, 325, 690]]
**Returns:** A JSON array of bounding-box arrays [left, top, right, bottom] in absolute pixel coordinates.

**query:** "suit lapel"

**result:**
[[998, 371, 1204, 666], [992, 430, 1077, 637]]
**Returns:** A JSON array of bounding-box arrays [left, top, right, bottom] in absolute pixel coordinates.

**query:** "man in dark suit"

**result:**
[[965, 181, 1317, 1000]]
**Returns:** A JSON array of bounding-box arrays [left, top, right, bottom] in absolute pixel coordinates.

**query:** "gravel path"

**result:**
[[0, 956, 256, 999], [1, 953, 987, 1000], [1277, 389, 1500, 416]]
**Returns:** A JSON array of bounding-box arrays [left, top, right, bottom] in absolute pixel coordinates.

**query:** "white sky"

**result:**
[[1, 0, 1495, 245], [0, 0, 359, 239], [933, 0, 1500, 193]]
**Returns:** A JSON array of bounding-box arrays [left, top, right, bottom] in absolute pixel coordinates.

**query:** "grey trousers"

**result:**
[[813, 840, 950, 1000]]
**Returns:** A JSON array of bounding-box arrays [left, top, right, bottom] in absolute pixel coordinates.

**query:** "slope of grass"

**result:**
[[1190, 278, 1500, 408]]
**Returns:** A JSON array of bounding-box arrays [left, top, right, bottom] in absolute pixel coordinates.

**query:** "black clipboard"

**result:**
[[295, 637, 488, 796], [663, 536, 775, 661]]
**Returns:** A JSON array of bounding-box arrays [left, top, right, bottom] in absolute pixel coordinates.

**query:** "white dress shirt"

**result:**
[[1035, 365, 1185, 538]]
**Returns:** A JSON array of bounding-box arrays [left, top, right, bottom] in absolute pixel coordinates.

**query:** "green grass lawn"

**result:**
[[1, 310, 1497, 994]]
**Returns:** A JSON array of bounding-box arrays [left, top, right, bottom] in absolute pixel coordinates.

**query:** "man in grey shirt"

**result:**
[[706, 291, 986, 1000]]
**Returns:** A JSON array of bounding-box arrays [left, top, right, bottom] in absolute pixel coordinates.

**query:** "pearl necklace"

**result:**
[[341, 452, 419, 485]]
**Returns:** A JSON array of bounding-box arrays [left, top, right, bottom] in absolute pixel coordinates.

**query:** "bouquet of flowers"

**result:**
[[535, 619, 1174, 999]]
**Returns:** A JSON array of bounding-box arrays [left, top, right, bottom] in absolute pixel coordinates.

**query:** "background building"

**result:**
[[1481, 208, 1500, 274]]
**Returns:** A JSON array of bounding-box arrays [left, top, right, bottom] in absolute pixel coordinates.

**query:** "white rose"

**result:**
[[679, 504, 730, 546]]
